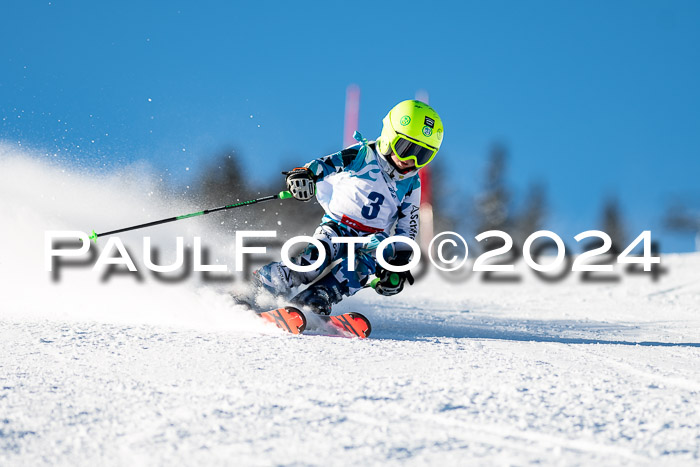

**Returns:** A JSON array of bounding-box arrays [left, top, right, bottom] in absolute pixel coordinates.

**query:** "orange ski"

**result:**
[[324, 312, 372, 339], [258, 307, 307, 334]]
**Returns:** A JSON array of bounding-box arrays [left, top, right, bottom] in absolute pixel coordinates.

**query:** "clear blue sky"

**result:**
[[2, 1, 699, 251]]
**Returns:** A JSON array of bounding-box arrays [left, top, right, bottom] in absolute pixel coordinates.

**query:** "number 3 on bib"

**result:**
[[361, 192, 385, 220]]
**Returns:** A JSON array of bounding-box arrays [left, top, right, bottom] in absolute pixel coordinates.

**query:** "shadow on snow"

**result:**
[[352, 302, 700, 348]]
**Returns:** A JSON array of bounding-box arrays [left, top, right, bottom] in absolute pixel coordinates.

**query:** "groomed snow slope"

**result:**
[[1, 147, 699, 465]]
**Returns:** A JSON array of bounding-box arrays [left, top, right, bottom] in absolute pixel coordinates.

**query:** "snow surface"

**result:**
[[1, 146, 700, 466]]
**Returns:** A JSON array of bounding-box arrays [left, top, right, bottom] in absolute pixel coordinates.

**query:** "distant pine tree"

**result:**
[[475, 143, 512, 250], [196, 149, 252, 207], [665, 203, 700, 231], [426, 156, 458, 234], [514, 182, 548, 246], [665, 201, 700, 251], [601, 197, 627, 253]]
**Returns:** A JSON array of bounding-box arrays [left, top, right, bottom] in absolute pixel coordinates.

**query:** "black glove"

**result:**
[[374, 264, 415, 296], [283, 167, 315, 201]]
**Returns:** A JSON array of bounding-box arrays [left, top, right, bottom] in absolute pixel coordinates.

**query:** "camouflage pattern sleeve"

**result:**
[[304, 146, 361, 182]]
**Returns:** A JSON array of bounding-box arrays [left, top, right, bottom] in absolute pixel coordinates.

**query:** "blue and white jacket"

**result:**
[[304, 139, 421, 242]]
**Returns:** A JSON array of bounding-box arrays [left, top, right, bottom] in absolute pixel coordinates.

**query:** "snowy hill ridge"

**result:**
[[2, 146, 700, 465]]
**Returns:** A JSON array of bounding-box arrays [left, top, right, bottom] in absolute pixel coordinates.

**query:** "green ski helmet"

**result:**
[[377, 100, 444, 169]]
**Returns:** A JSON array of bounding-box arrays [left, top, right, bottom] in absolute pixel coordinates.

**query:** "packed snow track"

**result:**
[[2, 149, 699, 465]]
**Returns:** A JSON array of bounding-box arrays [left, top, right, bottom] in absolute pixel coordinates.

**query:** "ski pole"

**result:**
[[88, 190, 294, 243]]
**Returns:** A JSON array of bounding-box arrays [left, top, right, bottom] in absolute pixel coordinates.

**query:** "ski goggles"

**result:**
[[390, 133, 438, 168]]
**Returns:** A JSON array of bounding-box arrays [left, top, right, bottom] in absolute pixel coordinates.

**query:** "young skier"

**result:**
[[247, 100, 444, 315]]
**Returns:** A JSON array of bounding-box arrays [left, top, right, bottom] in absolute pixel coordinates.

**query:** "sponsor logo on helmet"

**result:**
[[422, 126, 433, 137], [424, 116, 435, 128], [400, 115, 411, 126], [437, 129, 443, 141]]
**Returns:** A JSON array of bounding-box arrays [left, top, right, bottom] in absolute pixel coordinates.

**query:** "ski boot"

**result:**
[[290, 284, 342, 316]]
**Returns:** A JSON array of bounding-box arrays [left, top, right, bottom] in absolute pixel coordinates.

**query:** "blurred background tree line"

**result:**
[[469, 143, 629, 253], [188, 143, 698, 253], [191, 148, 321, 238]]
